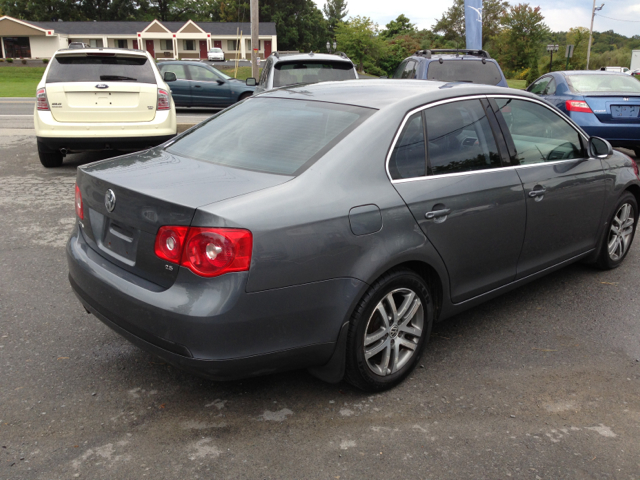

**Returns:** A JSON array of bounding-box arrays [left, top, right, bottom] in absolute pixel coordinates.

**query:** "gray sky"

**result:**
[[312, 0, 640, 37]]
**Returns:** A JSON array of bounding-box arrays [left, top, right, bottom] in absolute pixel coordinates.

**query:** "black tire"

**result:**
[[596, 191, 638, 270], [238, 92, 252, 102], [345, 268, 434, 392], [38, 149, 63, 168]]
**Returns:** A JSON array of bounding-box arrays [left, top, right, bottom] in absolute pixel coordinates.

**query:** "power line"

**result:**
[[596, 13, 640, 22]]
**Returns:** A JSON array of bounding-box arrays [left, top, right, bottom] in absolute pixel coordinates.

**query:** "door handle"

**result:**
[[425, 209, 451, 220], [194, 85, 202, 88], [528, 188, 546, 198]]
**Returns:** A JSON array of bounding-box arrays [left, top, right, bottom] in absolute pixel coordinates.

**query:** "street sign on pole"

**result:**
[[565, 45, 574, 58]]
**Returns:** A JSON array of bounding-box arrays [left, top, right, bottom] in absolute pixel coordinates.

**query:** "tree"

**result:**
[[322, 0, 347, 39], [0, 0, 85, 21], [566, 26, 589, 69], [260, 0, 328, 52], [498, 3, 549, 72], [335, 15, 385, 72], [381, 14, 415, 39], [432, 0, 509, 48]]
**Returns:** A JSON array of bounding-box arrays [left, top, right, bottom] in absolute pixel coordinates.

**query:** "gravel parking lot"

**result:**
[[1, 134, 640, 479]]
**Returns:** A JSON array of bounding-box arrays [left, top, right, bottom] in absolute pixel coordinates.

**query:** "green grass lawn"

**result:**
[[0, 67, 46, 97], [506, 79, 527, 89], [216, 65, 260, 81]]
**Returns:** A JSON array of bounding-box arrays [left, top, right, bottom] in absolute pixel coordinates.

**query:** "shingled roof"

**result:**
[[26, 20, 276, 36]]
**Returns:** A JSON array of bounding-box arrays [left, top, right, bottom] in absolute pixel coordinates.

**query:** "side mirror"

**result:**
[[163, 71, 177, 82], [216, 79, 225, 85], [246, 77, 257, 86], [589, 136, 613, 158]]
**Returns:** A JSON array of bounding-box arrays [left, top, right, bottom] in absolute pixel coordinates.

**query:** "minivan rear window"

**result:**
[[427, 60, 502, 85], [46, 55, 156, 84], [167, 98, 374, 175], [273, 61, 356, 87]]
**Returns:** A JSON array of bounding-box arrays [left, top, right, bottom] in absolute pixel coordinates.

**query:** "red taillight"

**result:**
[[154, 226, 252, 278], [565, 100, 592, 113], [633, 159, 640, 180], [157, 88, 170, 110], [36, 88, 49, 111], [75, 184, 83, 219], [154, 226, 188, 263]]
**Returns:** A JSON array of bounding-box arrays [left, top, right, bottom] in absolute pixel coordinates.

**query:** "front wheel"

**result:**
[[345, 269, 434, 391], [597, 192, 638, 269]]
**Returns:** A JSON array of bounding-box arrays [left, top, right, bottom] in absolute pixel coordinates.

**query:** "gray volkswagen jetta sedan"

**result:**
[[67, 80, 640, 391]]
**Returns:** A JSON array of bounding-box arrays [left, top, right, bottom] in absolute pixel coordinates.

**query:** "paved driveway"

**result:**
[[1, 132, 639, 479]]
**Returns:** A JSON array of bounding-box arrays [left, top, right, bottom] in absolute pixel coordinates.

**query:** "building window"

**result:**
[[227, 40, 238, 51], [2, 37, 31, 58], [184, 40, 195, 51], [89, 39, 103, 48], [116, 39, 127, 49], [160, 40, 172, 51]]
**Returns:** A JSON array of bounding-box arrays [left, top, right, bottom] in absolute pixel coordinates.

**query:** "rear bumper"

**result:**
[[570, 112, 640, 147], [37, 135, 175, 152], [66, 224, 364, 380], [34, 108, 177, 145]]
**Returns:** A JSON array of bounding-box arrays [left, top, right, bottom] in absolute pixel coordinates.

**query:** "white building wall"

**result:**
[[29, 36, 60, 58]]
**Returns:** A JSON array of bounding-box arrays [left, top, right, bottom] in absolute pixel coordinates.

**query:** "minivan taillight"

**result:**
[[565, 100, 592, 113], [154, 226, 253, 278], [75, 184, 83, 219], [36, 88, 49, 111], [157, 88, 170, 110]]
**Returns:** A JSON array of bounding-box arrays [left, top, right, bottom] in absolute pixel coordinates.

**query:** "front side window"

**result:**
[[425, 99, 502, 175], [159, 64, 187, 80], [389, 113, 426, 180], [259, 59, 272, 85], [167, 98, 374, 175], [528, 77, 551, 94], [393, 60, 408, 79], [188, 66, 218, 82], [495, 98, 584, 164], [402, 60, 417, 79]]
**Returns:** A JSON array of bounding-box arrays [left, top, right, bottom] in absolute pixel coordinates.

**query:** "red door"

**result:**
[[132, 39, 138, 50], [199, 40, 207, 59], [145, 40, 155, 58], [264, 40, 272, 57], [214, 40, 222, 49]]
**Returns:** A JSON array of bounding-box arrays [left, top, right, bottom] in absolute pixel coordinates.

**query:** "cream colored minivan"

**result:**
[[34, 48, 177, 167]]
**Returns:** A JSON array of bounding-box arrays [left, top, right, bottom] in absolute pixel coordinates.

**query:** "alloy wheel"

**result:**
[[608, 202, 635, 261], [363, 288, 424, 376]]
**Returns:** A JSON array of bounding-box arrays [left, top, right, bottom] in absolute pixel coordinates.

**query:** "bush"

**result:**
[[0, 59, 4, 62], [21, 59, 27, 64], [42, 58, 49, 64], [7, 58, 13, 63]]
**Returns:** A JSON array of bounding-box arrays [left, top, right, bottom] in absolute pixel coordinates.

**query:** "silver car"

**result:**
[[67, 80, 640, 391]]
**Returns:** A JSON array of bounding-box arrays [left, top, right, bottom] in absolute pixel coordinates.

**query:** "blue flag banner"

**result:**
[[465, 0, 483, 50]]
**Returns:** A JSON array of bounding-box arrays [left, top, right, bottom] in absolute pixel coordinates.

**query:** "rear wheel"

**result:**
[[597, 192, 638, 269], [238, 92, 252, 102], [37, 146, 63, 168], [345, 269, 433, 391]]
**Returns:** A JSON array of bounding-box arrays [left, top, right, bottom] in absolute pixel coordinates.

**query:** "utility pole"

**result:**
[[251, 0, 259, 80], [586, 1, 604, 70]]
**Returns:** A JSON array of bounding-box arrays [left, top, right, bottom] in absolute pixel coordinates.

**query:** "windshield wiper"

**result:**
[[99, 75, 137, 81]]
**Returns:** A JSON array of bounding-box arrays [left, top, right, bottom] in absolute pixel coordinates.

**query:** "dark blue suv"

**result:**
[[393, 49, 508, 87]]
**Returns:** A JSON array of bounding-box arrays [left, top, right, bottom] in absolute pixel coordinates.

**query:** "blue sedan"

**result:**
[[157, 61, 255, 108], [528, 71, 640, 157]]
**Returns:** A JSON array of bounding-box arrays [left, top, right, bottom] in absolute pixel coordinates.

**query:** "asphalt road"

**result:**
[[1, 132, 640, 479]]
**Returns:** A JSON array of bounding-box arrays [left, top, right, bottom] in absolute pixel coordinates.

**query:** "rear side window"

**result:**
[[425, 99, 502, 175], [273, 61, 356, 87], [389, 113, 426, 180], [159, 64, 187, 80], [46, 55, 156, 84], [167, 98, 374, 176], [427, 60, 502, 85]]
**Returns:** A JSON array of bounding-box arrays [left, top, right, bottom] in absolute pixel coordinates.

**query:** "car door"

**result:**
[[186, 64, 231, 107], [390, 98, 527, 304], [491, 97, 606, 278], [158, 63, 191, 107]]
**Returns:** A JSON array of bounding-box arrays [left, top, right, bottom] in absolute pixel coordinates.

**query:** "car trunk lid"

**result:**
[[76, 149, 292, 288], [583, 93, 640, 124]]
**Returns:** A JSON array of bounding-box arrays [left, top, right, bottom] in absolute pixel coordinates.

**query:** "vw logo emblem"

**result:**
[[95, 84, 109, 89], [104, 189, 116, 212]]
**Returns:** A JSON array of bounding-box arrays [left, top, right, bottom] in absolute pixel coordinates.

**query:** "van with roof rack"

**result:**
[[392, 49, 508, 87]]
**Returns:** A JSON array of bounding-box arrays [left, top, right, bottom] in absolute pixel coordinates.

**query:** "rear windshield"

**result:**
[[46, 55, 156, 84], [167, 97, 374, 175], [427, 59, 502, 85], [566, 74, 640, 93], [273, 61, 356, 87]]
